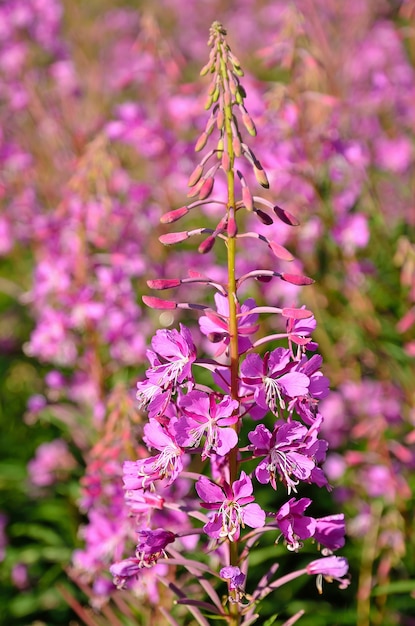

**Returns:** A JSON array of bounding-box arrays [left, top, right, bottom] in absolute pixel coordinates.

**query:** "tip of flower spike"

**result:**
[[282, 307, 313, 319], [142, 296, 177, 310], [147, 279, 181, 290], [274, 205, 300, 226], [268, 241, 294, 262], [159, 232, 189, 245], [280, 273, 315, 286], [160, 207, 189, 224]]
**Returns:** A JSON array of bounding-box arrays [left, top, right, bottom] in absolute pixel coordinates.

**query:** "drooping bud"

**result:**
[[142, 296, 177, 310], [280, 273, 314, 286], [160, 206, 189, 224], [198, 235, 216, 254], [268, 241, 294, 262], [159, 232, 189, 245], [146, 279, 181, 290], [188, 164, 204, 187], [195, 132, 209, 152], [242, 112, 256, 136], [198, 176, 215, 200], [253, 164, 269, 189], [273, 205, 300, 226], [254, 208, 273, 225]]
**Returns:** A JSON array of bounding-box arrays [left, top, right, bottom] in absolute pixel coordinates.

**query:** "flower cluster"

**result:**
[[110, 22, 349, 623]]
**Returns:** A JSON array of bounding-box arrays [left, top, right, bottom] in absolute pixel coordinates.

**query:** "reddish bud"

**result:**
[[198, 176, 214, 200], [142, 296, 177, 310], [273, 205, 300, 226], [160, 206, 189, 224], [188, 164, 204, 187], [268, 241, 294, 262], [146, 279, 181, 290], [282, 307, 313, 319], [280, 273, 314, 286], [198, 235, 216, 254], [227, 214, 237, 237], [216, 109, 225, 129], [159, 232, 189, 245]]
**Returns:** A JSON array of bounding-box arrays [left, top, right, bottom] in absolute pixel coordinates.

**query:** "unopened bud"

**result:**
[[242, 113, 257, 136], [273, 205, 300, 226], [216, 109, 224, 129], [198, 235, 216, 254], [160, 206, 189, 224], [253, 164, 269, 188], [227, 214, 237, 237], [216, 138, 224, 157], [200, 61, 212, 76], [232, 135, 242, 157], [142, 296, 177, 310], [159, 232, 189, 245], [198, 176, 214, 200], [204, 95, 213, 110], [254, 208, 273, 225], [147, 279, 181, 290], [195, 132, 208, 152], [280, 273, 314, 286], [242, 186, 253, 212], [221, 151, 230, 171], [268, 241, 294, 262], [188, 164, 204, 187]]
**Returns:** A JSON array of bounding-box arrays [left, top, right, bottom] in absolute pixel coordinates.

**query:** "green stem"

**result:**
[[220, 45, 241, 626]]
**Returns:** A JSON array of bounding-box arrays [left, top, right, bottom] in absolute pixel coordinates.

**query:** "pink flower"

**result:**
[[241, 348, 310, 415], [145, 324, 196, 389], [248, 422, 317, 493], [175, 391, 239, 459], [195, 471, 265, 541], [275, 497, 316, 551], [306, 556, 350, 593]]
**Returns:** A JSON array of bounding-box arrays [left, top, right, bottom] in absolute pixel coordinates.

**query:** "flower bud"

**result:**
[[188, 164, 204, 187], [253, 164, 269, 188], [198, 176, 214, 200], [160, 206, 189, 224], [142, 296, 177, 310], [147, 279, 181, 290], [268, 241, 294, 261], [159, 232, 189, 245], [198, 235, 216, 254], [242, 186, 253, 212], [242, 113, 256, 136], [195, 132, 208, 152]]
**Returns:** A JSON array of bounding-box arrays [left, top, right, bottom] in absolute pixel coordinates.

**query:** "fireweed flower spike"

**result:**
[[111, 22, 349, 623]]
